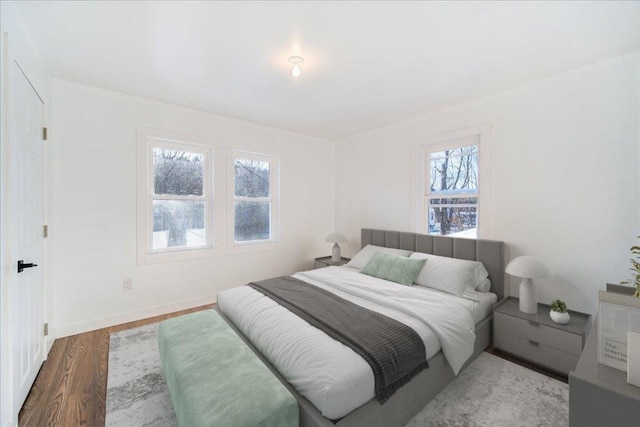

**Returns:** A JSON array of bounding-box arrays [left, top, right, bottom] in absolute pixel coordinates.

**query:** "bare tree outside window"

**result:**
[[234, 158, 272, 242], [428, 145, 478, 236], [152, 148, 207, 249], [235, 159, 269, 198], [154, 149, 203, 196]]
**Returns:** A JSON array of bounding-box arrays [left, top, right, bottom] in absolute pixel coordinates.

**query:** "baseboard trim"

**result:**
[[52, 294, 218, 339]]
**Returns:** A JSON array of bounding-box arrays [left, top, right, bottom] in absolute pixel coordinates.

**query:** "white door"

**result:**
[[9, 61, 46, 416]]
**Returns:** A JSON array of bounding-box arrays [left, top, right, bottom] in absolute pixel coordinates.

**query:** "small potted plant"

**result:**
[[621, 236, 640, 298], [550, 299, 570, 324]]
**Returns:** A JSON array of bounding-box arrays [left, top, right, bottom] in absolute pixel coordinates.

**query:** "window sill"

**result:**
[[136, 241, 280, 265]]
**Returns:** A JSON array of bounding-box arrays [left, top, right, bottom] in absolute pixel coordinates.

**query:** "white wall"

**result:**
[[51, 79, 335, 337], [335, 52, 640, 315]]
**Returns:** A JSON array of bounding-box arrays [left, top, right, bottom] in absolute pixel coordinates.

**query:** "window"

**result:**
[[426, 141, 478, 237], [137, 127, 280, 264], [151, 145, 210, 251], [411, 124, 491, 239], [232, 153, 278, 244]]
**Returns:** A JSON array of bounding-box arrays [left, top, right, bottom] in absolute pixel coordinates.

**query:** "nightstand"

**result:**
[[314, 256, 350, 269], [493, 297, 591, 375]]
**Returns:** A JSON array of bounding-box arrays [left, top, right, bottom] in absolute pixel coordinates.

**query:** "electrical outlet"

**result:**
[[123, 279, 133, 291]]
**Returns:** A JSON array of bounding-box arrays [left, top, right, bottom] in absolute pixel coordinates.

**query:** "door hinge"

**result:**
[[43, 225, 48, 238], [44, 323, 49, 336], [42, 127, 48, 141]]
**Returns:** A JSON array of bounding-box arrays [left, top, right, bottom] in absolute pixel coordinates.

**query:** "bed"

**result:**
[[216, 228, 505, 427]]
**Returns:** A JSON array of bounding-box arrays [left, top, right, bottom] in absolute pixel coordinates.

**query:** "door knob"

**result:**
[[17, 260, 38, 273]]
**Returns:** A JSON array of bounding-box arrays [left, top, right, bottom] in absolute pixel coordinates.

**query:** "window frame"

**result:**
[[425, 138, 479, 237], [136, 127, 281, 265], [411, 123, 492, 239], [228, 151, 279, 247], [147, 140, 212, 254]]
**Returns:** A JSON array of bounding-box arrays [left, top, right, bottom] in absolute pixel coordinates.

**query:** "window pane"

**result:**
[[235, 159, 270, 198], [235, 201, 270, 242], [153, 148, 204, 196], [430, 146, 478, 194], [152, 200, 206, 249], [428, 199, 477, 236]]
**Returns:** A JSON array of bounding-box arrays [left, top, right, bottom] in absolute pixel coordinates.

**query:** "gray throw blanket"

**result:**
[[248, 276, 428, 403]]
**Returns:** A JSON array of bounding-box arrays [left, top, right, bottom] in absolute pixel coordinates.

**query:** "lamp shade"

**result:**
[[505, 256, 551, 279], [325, 233, 348, 243]]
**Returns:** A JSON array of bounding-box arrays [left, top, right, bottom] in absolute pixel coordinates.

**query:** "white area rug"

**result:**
[[405, 351, 568, 427], [106, 322, 568, 427], [106, 323, 177, 427]]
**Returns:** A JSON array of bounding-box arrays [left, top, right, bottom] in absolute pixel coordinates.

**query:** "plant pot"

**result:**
[[550, 310, 570, 324]]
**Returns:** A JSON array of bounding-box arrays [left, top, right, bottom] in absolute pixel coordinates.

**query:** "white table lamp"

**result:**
[[505, 256, 551, 314], [325, 233, 348, 262]]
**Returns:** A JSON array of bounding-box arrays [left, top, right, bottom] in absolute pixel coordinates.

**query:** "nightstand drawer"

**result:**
[[495, 312, 582, 356], [495, 330, 579, 374]]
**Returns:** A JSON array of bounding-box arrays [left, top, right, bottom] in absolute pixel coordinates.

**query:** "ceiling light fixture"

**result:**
[[288, 56, 304, 77]]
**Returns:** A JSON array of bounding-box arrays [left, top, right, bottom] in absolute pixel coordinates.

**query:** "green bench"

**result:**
[[158, 310, 299, 427]]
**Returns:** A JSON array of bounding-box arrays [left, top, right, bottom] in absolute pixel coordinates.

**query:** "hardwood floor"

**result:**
[[18, 305, 213, 427]]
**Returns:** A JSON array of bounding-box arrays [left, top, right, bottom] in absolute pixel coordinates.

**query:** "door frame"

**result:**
[[0, 12, 51, 424], [10, 57, 47, 419], [1, 28, 11, 427]]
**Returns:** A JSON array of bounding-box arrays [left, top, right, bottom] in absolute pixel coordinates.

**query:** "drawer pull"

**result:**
[[529, 340, 540, 346], [528, 321, 540, 327]]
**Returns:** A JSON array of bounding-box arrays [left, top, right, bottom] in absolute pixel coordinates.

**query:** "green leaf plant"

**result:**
[[621, 236, 640, 298], [550, 299, 567, 313]]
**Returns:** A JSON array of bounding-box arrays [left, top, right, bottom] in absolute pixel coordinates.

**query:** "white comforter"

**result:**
[[217, 266, 477, 419]]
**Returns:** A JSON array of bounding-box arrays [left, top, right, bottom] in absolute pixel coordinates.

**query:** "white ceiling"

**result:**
[[14, 1, 640, 140]]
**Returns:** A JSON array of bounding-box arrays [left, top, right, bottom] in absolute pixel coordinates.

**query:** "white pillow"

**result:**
[[409, 252, 489, 297], [476, 278, 492, 292], [347, 245, 412, 270], [461, 287, 481, 302]]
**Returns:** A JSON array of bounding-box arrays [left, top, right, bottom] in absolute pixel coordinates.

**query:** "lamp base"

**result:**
[[519, 278, 537, 313], [331, 243, 341, 262]]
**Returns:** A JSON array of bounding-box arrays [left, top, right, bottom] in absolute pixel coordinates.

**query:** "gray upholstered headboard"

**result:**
[[361, 229, 505, 300]]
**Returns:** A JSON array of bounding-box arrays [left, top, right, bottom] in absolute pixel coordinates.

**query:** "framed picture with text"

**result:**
[[598, 290, 640, 371]]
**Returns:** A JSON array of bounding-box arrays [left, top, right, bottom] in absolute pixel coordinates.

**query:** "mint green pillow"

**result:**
[[360, 253, 427, 286]]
